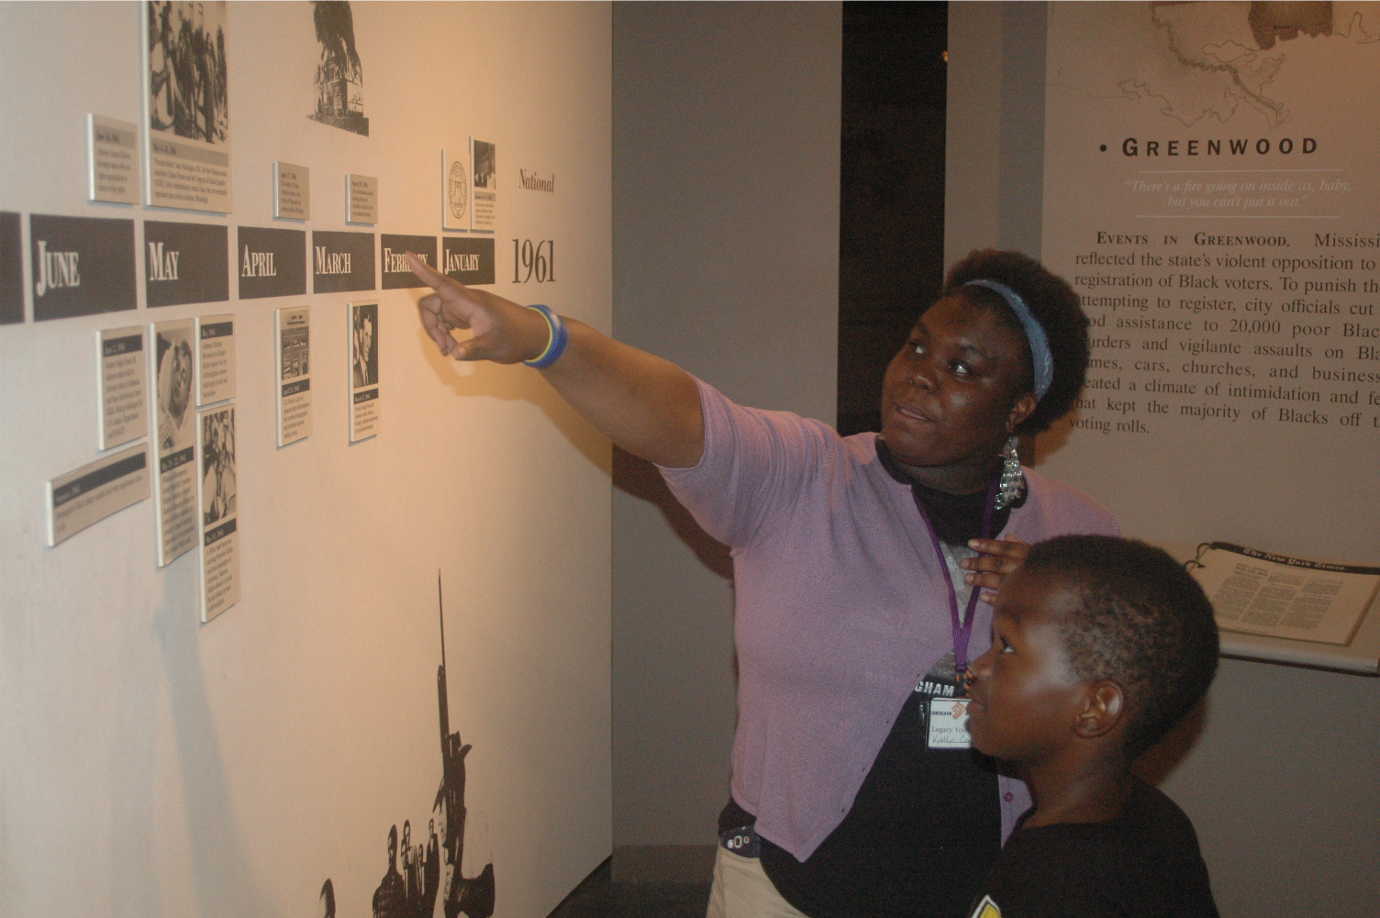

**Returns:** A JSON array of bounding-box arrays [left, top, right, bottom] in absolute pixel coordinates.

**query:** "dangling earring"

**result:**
[[993, 435, 1026, 511]]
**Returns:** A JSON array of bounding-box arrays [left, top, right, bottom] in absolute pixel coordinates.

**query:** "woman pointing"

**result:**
[[407, 249, 1117, 917]]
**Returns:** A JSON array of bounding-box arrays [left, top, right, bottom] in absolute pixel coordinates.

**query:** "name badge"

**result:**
[[926, 696, 973, 749]]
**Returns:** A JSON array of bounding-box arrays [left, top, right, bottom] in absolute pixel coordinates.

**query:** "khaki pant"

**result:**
[[706, 846, 812, 918]]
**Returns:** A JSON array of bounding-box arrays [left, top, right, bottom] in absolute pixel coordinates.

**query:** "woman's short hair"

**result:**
[[940, 249, 1089, 434]]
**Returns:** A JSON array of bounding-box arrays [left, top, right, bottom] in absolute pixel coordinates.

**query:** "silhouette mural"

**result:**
[[321, 575, 495, 917]]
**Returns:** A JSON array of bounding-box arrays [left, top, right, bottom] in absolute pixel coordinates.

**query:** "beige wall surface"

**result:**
[[611, 1, 842, 851], [0, 3, 611, 915]]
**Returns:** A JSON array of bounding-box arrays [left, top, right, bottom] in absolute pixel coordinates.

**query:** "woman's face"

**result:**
[[879, 294, 1035, 491]]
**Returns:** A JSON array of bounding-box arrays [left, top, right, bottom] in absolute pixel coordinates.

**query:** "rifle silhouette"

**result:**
[[434, 572, 496, 918]]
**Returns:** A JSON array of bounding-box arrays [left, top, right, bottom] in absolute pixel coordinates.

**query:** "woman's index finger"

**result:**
[[405, 251, 448, 288]]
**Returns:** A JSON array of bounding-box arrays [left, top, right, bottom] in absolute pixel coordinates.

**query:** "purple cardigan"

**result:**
[[661, 379, 1119, 861]]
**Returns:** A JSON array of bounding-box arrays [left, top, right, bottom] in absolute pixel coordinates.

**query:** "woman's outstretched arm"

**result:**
[[408, 253, 704, 468]]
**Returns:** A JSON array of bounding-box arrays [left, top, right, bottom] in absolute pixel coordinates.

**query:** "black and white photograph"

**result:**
[[472, 140, 495, 191], [151, 317, 199, 566], [470, 138, 497, 234], [309, 0, 368, 136], [275, 306, 312, 446], [348, 302, 380, 442], [351, 303, 377, 388], [143, 1, 232, 211], [279, 310, 310, 381], [199, 407, 236, 527], [155, 322, 195, 453], [147, 1, 228, 143], [197, 402, 240, 621]]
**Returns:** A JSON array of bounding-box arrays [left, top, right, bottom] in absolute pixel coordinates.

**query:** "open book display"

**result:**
[[1189, 543, 1380, 647]]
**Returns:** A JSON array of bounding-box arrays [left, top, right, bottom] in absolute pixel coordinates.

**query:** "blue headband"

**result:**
[[963, 279, 1053, 401]]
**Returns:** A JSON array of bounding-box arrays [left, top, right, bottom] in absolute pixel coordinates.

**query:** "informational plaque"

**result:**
[[348, 303, 380, 442], [346, 173, 378, 225], [442, 146, 469, 231], [273, 161, 310, 221], [1, 211, 22, 325], [30, 215, 136, 321], [442, 236, 496, 286], [311, 230, 375, 293], [98, 326, 149, 449], [1039, 3, 1380, 563], [381, 234, 436, 289], [237, 225, 306, 299], [150, 318, 199, 566], [196, 314, 235, 406], [142, 1, 231, 212], [144, 221, 229, 308], [470, 138, 497, 233], [197, 403, 240, 621], [45, 444, 149, 547], [275, 306, 312, 446], [86, 114, 140, 205]]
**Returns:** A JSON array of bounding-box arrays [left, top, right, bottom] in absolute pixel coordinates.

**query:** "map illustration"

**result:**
[[1052, 2, 1380, 130]]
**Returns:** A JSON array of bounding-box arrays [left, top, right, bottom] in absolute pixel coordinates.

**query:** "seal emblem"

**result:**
[[448, 159, 468, 223]]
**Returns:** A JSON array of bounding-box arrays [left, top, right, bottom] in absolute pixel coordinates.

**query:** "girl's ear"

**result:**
[[1073, 680, 1125, 740]]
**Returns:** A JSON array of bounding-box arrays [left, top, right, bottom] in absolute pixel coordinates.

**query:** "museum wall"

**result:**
[[0, 3, 612, 916], [610, 1, 841, 864], [948, 4, 1377, 916]]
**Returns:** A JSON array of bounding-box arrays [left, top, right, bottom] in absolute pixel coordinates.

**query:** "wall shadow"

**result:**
[[611, 447, 732, 582], [413, 321, 611, 478], [151, 562, 276, 918]]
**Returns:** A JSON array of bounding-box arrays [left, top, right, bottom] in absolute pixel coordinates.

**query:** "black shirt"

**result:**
[[967, 779, 1219, 918]]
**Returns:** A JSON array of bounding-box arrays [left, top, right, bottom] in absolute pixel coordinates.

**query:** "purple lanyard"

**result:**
[[912, 476, 999, 682]]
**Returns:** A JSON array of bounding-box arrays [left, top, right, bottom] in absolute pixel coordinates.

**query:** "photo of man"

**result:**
[[352, 303, 378, 388]]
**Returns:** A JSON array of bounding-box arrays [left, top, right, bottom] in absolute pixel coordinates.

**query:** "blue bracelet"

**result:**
[[522, 304, 569, 369]]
